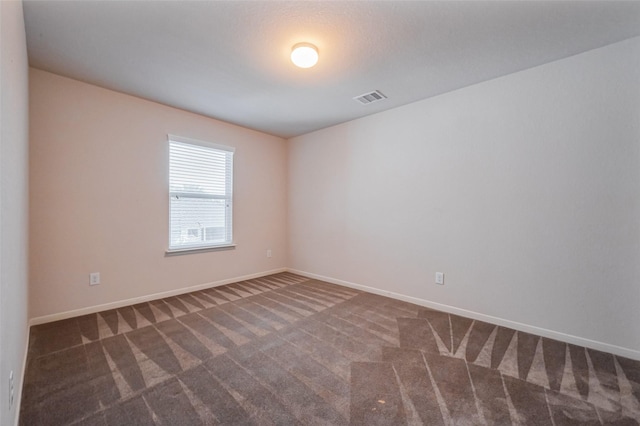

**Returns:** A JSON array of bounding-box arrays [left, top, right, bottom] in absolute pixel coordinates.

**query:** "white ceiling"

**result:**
[[23, 1, 640, 139]]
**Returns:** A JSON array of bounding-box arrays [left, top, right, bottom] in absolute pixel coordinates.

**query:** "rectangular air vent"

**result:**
[[353, 90, 387, 105]]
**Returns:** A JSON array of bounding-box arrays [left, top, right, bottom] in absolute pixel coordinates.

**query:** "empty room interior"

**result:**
[[2, 1, 640, 425]]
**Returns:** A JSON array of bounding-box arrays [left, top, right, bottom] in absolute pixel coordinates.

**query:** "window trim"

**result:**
[[165, 244, 236, 256], [166, 134, 235, 254]]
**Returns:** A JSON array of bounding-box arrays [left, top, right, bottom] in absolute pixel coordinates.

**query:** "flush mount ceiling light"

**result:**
[[291, 43, 318, 68]]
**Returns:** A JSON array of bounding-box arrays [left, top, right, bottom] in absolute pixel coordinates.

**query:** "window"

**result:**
[[168, 135, 234, 252]]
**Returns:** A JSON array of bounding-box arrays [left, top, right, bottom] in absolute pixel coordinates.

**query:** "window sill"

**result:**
[[165, 244, 236, 256]]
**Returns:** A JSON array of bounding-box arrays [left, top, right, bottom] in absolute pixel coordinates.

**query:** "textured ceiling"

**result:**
[[23, 1, 640, 138]]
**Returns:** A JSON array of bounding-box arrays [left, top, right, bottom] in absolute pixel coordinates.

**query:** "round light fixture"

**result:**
[[291, 43, 318, 68]]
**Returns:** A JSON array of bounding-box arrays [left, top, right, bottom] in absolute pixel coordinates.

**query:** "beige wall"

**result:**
[[1, 1, 30, 424], [29, 69, 288, 319], [288, 37, 640, 358]]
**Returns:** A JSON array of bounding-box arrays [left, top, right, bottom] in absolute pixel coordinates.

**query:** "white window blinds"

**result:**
[[168, 135, 234, 251]]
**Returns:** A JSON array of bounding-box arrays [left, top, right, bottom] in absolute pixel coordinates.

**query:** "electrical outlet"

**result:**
[[90, 272, 100, 286], [9, 370, 14, 408], [266, 249, 272, 258], [435, 272, 444, 285]]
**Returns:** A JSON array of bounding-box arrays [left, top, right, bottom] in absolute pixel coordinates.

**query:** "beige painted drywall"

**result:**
[[29, 69, 288, 319], [1, 1, 30, 424], [288, 37, 640, 355]]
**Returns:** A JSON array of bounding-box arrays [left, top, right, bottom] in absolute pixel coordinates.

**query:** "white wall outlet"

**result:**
[[90, 272, 100, 286], [435, 272, 444, 285], [9, 370, 14, 408], [266, 249, 272, 258]]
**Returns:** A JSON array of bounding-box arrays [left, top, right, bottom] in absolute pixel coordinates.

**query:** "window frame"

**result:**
[[165, 134, 235, 255]]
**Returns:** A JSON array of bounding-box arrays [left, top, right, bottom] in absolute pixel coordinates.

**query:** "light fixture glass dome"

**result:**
[[291, 43, 318, 68]]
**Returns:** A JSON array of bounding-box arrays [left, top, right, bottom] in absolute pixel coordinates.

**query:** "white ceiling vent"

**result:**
[[353, 90, 387, 105]]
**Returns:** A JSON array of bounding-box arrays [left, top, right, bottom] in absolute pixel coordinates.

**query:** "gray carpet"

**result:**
[[20, 273, 640, 425]]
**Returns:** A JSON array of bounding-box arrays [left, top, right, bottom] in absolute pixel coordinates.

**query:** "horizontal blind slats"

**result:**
[[169, 138, 233, 249]]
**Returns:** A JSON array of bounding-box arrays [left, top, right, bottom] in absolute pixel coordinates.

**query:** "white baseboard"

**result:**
[[13, 325, 29, 426], [29, 268, 288, 326], [27, 266, 640, 361], [288, 268, 640, 361]]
